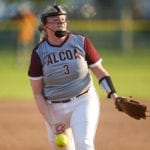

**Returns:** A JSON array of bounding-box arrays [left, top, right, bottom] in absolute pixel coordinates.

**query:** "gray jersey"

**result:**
[[28, 33, 101, 100]]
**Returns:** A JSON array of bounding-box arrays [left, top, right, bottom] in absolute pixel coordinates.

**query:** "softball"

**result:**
[[55, 133, 68, 147]]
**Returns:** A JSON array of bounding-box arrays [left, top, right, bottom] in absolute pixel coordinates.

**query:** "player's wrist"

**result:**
[[99, 76, 117, 99], [110, 93, 118, 102]]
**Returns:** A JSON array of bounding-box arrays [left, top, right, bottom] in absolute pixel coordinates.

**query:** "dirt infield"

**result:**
[[0, 100, 150, 150]]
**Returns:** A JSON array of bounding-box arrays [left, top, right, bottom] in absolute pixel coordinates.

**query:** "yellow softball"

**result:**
[[55, 133, 68, 147]]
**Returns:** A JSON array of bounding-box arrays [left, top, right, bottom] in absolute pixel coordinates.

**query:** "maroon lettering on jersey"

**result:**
[[59, 52, 66, 61], [66, 50, 73, 60], [47, 49, 81, 65], [53, 53, 59, 63], [47, 55, 53, 65]]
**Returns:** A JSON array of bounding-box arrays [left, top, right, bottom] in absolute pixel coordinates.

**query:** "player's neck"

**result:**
[[47, 34, 67, 46]]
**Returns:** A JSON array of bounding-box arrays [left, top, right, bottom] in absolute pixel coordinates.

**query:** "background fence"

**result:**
[[0, 20, 150, 53]]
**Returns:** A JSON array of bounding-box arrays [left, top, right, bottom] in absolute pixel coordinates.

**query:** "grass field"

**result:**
[[0, 49, 150, 101], [0, 50, 33, 100]]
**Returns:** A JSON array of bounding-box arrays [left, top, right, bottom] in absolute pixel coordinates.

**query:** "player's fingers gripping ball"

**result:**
[[55, 133, 68, 147]]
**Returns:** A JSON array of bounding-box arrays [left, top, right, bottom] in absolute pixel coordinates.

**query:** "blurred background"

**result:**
[[0, 0, 150, 100]]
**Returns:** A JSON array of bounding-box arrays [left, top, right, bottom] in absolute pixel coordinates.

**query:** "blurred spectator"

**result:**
[[13, 2, 37, 64]]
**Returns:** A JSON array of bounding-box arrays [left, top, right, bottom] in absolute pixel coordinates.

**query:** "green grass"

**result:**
[[0, 49, 150, 101], [0, 50, 33, 100], [94, 50, 150, 100]]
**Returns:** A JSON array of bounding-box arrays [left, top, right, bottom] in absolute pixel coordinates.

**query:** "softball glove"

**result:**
[[115, 96, 149, 120]]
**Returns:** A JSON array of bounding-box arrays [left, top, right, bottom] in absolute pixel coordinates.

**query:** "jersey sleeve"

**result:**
[[84, 37, 102, 66], [28, 49, 43, 78]]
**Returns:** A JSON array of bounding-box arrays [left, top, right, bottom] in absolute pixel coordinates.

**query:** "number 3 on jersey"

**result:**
[[63, 65, 70, 75]]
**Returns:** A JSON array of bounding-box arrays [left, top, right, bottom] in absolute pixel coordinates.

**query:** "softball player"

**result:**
[[28, 5, 118, 150]]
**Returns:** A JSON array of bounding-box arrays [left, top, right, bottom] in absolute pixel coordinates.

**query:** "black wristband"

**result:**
[[99, 76, 116, 98]]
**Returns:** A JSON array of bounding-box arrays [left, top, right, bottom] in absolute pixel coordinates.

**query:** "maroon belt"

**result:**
[[50, 89, 89, 103]]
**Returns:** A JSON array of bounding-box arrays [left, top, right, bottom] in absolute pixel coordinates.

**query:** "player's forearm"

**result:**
[[91, 64, 117, 99], [29, 79, 52, 124], [90, 63, 109, 80], [110, 93, 118, 102], [34, 94, 51, 124]]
